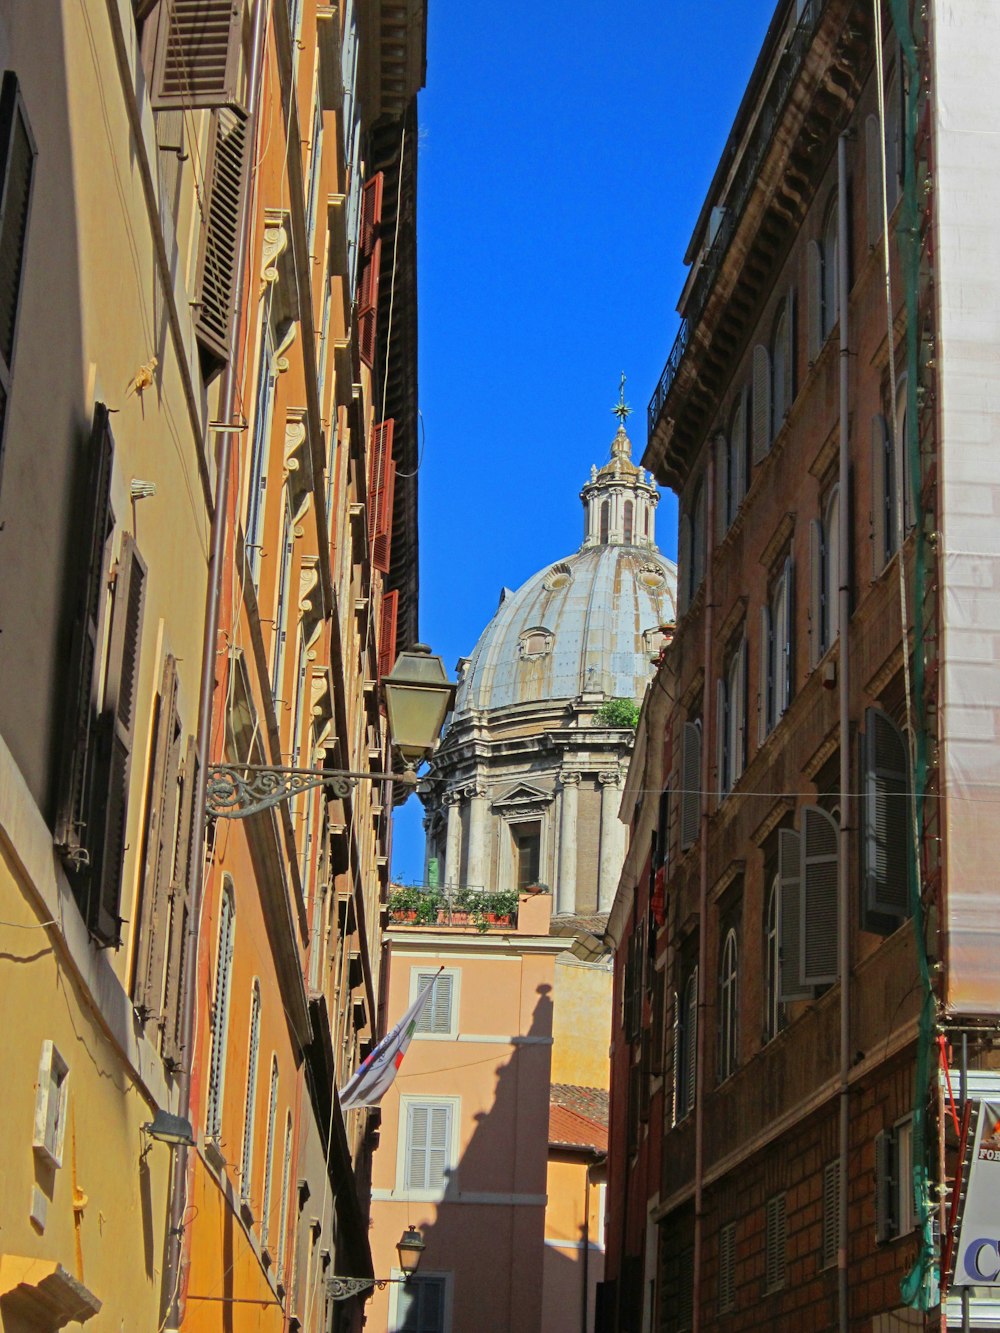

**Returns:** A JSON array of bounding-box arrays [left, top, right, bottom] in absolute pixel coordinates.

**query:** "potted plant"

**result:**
[[387, 886, 421, 922]]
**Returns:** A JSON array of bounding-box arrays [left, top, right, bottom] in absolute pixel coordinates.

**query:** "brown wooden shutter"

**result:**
[[152, 0, 242, 110], [89, 533, 147, 945], [162, 737, 199, 1064], [800, 804, 839, 986], [133, 654, 182, 1026], [368, 418, 395, 572], [55, 404, 114, 860], [378, 589, 399, 680], [357, 236, 381, 369], [359, 171, 384, 256], [195, 105, 250, 379], [0, 72, 34, 460]]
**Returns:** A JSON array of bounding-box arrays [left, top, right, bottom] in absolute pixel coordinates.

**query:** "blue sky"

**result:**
[[391, 0, 777, 880]]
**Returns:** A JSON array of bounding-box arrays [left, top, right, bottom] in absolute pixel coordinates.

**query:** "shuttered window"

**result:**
[[871, 413, 896, 573], [369, 418, 396, 573], [862, 707, 910, 929], [272, 489, 294, 692], [810, 489, 840, 666], [378, 589, 399, 680], [305, 82, 324, 251], [751, 343, 771, 463], [763, 556, 794, 739], [678, 966, 698, 1119], [413, 970, 455, 1036], [730, 388, 748, 518], [801, 805, 839, 986], [718, 1220, 736, 1314], [357, 173, 383, 367], [151, 0, 242, 109], [194, 105, 250, 380], [160, 735, 198, 1065], [764, 1193, 786, 1293], [89, 532, 147, 945], [56, 404, 114, 868], [717, 928, 738, 1082], [240, 980, 262, 1206], [821, 1159, 840, 1269], [245, 312, 276, 584], [206, 882, 235, 1139], [771, 293, 795, 430], [394, 1275, 447, 1333], [679, 720, 701, 851], [0, 73, 34, 477], [276, 1112, 294, 1281], [405, 1102, 452, 1192], [820, 198, 839, 342], [717, 637, 746, 801], [865, 113, 884, 247], [714, 433, 730, 542], [763, 878, 784, 1041], [260, 1058, 279, 1249], [777, 828, 810, 1003]]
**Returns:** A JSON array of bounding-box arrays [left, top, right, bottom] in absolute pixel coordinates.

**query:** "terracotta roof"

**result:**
[[549, 1084, 609, 1152]]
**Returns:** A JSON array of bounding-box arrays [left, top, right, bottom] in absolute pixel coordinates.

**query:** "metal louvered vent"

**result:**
[[765, 1193, 786, 1293], [822, 1159, 840, 1269], [195, 105, 250, 379], [153, 0, 242, 110], [719, 1221, 736, 1313]]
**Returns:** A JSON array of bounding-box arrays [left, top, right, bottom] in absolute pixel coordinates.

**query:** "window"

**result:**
[[358, 174, 383, 367], [512, 822, 541, 890], [276, 1112, 294, 1282], [240, 980, 262, 1207], [403, 1101, 454, 1194], [800, 805, 839, 986], [716, 636, 746, 799], [246, 312, 276, 583], [260, 1058, 279, 1249], [393, 1274, 448, 1332], [413, 969, 457, 1037], [33, 1042, 69, 1168], [718, 1220, 736, 1314], [807, 195, 839, 360], [760, 556, 794, 740], [305, 80, 324, 251], [875, 1118, 915, 1242], [809, 486, 840, 666], [206, 881, 235, 1140], [865, 66, 903, 246], [764, 1193, 787, 1293], [0, 73, 35, 483], [678, 477, 706, 614], [763, 879, 785, 1042], [871, 412, 896, 574], [674, 966, 698, 1122], [193, 106, 250, 379], [272, 489, 294, 692], [600, 499, 610, 544], [771, 295, 795, 430], [679, 719, 702, 851], [821, 1159, 841, 1269], [717, 928, 739, 1082], [776, 828, 810, 1005], [861, 708, 911, 931], [751, 343, 771, 463], [623, 499, 634, 544], [151, 0, 242, 109]]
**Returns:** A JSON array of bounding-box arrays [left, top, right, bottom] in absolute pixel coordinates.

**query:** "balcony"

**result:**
[[386, 883, 552, 934]]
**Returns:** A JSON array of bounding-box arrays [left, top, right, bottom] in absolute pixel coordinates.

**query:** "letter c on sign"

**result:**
[[964, 1238, 1000, 1282]]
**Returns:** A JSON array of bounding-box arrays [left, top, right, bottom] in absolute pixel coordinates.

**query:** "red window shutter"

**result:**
[[372, 460, 396, 573], [359, 173, 384, 257], [357, 235, 381, 369], [378, 590, 399, 679], [368, 419, 395, 573], [152, 0, 242, 110]]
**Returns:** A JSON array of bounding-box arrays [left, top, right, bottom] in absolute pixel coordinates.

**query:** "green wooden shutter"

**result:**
[[195, 105, 250, 379], [151, 0, 242, 110], [89, 533, 147, 945], [801, 805, 839, 986]]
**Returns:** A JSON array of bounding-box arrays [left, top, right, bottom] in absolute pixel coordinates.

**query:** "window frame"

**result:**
[[410, 966, 460, 1041], [763, 877, 785, 1043], [396, 1096, 460, 1201], [389, 1270, 452, 1332], [717, 927, 739, 1083], [239, 978, 263, 1209], [206, 879, 236, 1141]]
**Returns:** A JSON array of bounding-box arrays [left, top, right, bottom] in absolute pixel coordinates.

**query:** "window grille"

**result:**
[[260, 1058, 279, 1248], [240, 980, 262, 1206], [206, 883, 235, 1139]]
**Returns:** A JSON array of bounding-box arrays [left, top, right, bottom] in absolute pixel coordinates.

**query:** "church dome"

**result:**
[[455, 421, 677, 716]]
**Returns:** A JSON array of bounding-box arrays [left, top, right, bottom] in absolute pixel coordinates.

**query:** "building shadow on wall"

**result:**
[[387, 983, 588, 1332]]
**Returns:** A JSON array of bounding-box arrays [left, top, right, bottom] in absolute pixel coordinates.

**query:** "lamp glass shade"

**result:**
[[146, 1110, 196, 1148], [383, 645, 455, 764], [396, 1226, 425, 1276]]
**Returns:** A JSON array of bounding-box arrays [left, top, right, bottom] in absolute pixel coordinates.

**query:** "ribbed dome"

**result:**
[[455, 543, 677, 714]]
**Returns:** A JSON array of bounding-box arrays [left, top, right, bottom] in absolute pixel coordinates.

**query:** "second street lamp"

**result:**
[[205, 643, 455, 820]]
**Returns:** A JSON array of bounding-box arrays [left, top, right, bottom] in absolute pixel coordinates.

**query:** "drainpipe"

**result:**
[[692, 445, 715, 1333], [161, 5, 268, 1327], [836, 130, 851, 1333]]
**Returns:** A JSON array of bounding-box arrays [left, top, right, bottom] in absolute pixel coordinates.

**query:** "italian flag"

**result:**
[[339, 967, 443, 1111]]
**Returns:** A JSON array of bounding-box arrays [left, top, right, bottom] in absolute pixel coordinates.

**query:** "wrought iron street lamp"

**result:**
[[206, 645, 455, 819], [327, 1226, 426, 1301]]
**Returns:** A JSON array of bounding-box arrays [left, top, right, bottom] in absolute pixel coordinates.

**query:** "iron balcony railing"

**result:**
[[647, 0, 827, 441]]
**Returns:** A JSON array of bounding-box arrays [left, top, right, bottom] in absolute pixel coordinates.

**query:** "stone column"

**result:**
[[444, 792, 462, 886], [598, 770, 625, 912], [556, 772, 580, 916], [465, 781, 489, 890]]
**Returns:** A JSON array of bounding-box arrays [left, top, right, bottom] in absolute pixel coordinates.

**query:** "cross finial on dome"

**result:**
[[612, 371, 632, 428]]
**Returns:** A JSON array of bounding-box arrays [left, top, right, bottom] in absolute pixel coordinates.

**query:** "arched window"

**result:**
[[206, 881, 236, 1141], [277, 1112, 294, 1278], [718, 929, 739, 1081], [821, 199, 839, 341], [260, 1057, 279, 1249], [772, 298, 793, 429], [764, 880, 783, 1042], [600, 500, 610, 544], [240, 980, 262, 1206], [623, 500, 634, 545]]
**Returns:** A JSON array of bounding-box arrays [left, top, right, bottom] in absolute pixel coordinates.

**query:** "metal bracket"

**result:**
[[205, 764, 404, 820], [327, 1275, 403, 1301]]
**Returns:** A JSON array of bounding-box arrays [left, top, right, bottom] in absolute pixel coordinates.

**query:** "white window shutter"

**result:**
[[809, 518, 823, 668], [780, 556, 794, 715], [716, 677, 728, 801], [758, 604, 771, 746], [801, 805, 839, 986], [406, 1104, 429, 1189], [777, 829, 810, 1002], [715, 434, 729, 542], [751, 344, 771, 464], [866, 114, 884, 247], [807, 240, 823, 362], [863, 708, 910, 922], [871, 414, 889, 577], [680, 721, 701, 850], [428, 1105, 450, 1190]]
